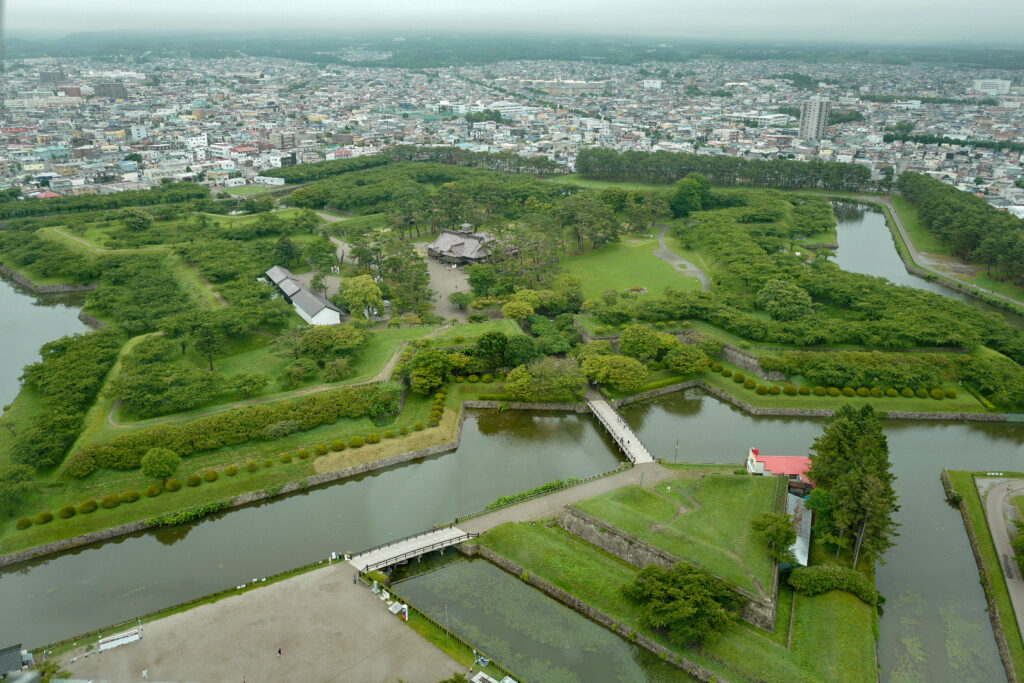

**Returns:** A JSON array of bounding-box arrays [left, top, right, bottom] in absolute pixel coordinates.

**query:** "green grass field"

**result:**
[[224, 185, 273, 196], [574, 472, 777, 595], [479, 519, 877, 682], [560, 237, 701, 300], [428, 319, 523, 346], [946, 470, 1024, 680]]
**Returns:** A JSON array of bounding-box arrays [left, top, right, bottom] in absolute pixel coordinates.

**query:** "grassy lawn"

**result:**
[[891, 197, 947, 255], [224, 185, 273, 196], [479, 519, 876, 682], [946, 470, 1024, 679], [428, 319, 523, 346], [560, 237, 701, 300], [574, 472, 776, 595]]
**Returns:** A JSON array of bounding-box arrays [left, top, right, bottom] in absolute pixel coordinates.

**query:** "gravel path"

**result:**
[[653, 224, 711, 291]]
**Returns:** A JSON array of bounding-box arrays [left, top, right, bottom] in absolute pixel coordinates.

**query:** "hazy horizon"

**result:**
[[5, 0, 1024, 47]]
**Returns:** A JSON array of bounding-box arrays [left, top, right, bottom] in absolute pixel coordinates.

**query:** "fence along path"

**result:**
[[587, 397, 655, 464]]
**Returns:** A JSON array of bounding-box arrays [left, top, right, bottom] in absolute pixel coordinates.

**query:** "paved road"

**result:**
[[653, 224, 711, 291], [587, 397, 655, 464], [459, 462, 671, 534], [983, 478, 1024, 642], [858, 195, 1024, 309], [62, 562, 463, 683]]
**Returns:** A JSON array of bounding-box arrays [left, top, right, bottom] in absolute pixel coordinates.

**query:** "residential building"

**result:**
[[799, 96, 831, 141], [973, 79, 1012, 96]]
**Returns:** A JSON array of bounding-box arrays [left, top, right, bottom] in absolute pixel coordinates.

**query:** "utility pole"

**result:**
[[674, 437, 679, 464]]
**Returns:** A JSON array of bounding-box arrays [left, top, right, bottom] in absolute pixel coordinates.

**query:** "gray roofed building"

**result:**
[[0, 644, 22, 677], [265, 265, 343, 326], [426, 229, 495, 263]]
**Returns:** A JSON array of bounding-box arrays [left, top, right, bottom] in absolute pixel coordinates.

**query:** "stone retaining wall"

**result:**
[[462, 543, 722, 682], [558, 507, 776, 631], [0, 413, 470, 568], [77, 311, 106, 329], [680, 330, 785, 381], [463, 400, 589, 413], [0, 263, 97, 294], [942, 470, 1019, 683]]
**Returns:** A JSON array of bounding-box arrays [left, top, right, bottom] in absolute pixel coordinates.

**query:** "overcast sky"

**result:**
[[5, 0, 1024, 45]]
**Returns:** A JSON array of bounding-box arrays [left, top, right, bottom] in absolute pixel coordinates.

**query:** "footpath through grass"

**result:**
[[946, 470, 1024, 679], [574, 472, 776, 595], [479, 519, 876, 682]]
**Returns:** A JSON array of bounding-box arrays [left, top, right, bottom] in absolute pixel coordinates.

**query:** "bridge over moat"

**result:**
[[349, 524, 477, 573], [586, 393, 655, 464]]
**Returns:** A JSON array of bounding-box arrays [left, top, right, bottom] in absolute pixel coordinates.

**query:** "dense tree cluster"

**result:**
[[0, 182, 209, 219], [576, 148, 874, 191], [109, 336, 224, 418], [0, 229, 99, 283], [897, 172, 1024, 285], [260, 155, 390, 183], [12, 330, 121, 469]]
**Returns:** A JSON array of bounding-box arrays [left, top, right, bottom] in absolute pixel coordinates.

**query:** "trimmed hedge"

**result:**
[[80, 499, 98, 513], [316, 443, 331, 455], [16, 517, 32, 529], [120, 490, 140, 503], [857, 387, 870, 397], [755, 385, 768, 394], [385, 429, 395, 438], [246, 461, 258, 473], [788, 564, 879, 606], [414, 422, 425, 431], [743, 378, 756, 389], [101, 494, 120, 509], [733, 372, 746, 383], [711, 363, 724, 372], [827, 387, 840, 397], [263, 459, 274, 468], [901, 388, 915, 398], [481, 374, 494, 383], [813, 386, 826, 396], [842, 387, 855, 397], [187, 474, 202, 487], [281, 454, 293, 464], [297, 449, 310, 459], [886, 388, 899, 397], [399, 426, 409, 435], [331, 440, 345, 452], [58, 505, 76, 519], [945, 388, 957, 399], [783, 385, 797, 396], [871, 388, 884, 398], [798, 386, 811, 395], [166, 478, 183, 491], [35, 511, 53, 524], [366, 433, 381, 444], [721, 368, 732, 377], [226, 465, 239, 476], [348, 436, 364, 448], [915, 387, 929, 399], [87, 383, 401, 470], [768, 385, 781, 395], [468, 375, 480, 383], [146, 484, 162, 497], [204, 470, 219, 482]]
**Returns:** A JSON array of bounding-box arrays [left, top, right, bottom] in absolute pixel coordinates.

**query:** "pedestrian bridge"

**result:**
[[349, 524, 477, 573], [587, 398, 655, 464]]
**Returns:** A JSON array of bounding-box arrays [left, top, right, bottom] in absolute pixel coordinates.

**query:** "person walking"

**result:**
[[142, 670, 148, 680], [277, 648, 282, 657]]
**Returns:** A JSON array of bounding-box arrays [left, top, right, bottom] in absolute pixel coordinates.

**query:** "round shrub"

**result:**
[[769, 385, 781, 395], [798, 386, 811, 395], [246, 461, 258, 473], [468, 374, 480, 383], [226, 465, 239, 476], [594, 326, 606, 335], [813, 386, 826, 396], [945, 389, 958, 399], [297, 450, 310, 460], [35, 511, 53, 525], [755, 385, 768, 395], [783, 385, 797, 396], [915, 388, 929, 399], [121, 490, 140, 503], [886, 388, 899, 397], [399, 426, 409, 435], [868, 388, 882, 398], [281, 454, 292, 464], [721, 368, 733, 377], [455, 376, 465, 383], [348, 436, 364, 448], [385, 430, 395, 439], [15, 517, 31, 530], [654, 321, 665, 329], [452, 335, 465, 344], [263, 459, 274, 468], [187, 474, 202, 486], [429, 411, 442, 423], [62, 447, 99, 479], [930, 388, 945, 400], [80, 499, 98, 513], [331, 440, 345, 452], [413, 422, 425, 431], [435, 392, 446, 401], [432, 402, 444, 413], [481, 374, 494, 383], [743, 378, 756, 389], [428, 420, 439, 427], [711, 363, 723, 372], [316, 444, 331, 455], [901, 388, 915, 398], [204, 470, 219, 482], [827, 387, 840, 397], [58, 505, 77, 519], [842, 387, 856, 397], [145, 484, 162, 497], [366, 433, 381, 444], [732, 372, 746, 383], [101, 494, 120, 509], [857, 387, 870, 397]]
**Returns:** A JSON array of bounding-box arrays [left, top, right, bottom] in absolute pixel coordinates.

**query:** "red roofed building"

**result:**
[[746, 448, 813, 486]]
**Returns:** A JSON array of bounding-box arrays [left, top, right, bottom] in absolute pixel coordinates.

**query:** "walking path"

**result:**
[[349, 525, 473, 572], [459, 462, 670, 534], [982, 477, 1024, 643], [653, 224, 711, 291], [61, 561, 462, 683], [587, 392, 656, 464], [858, 195, 1024, 309]]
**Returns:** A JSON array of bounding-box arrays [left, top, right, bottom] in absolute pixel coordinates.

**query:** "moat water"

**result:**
[[2, 210, 1023, 681]]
